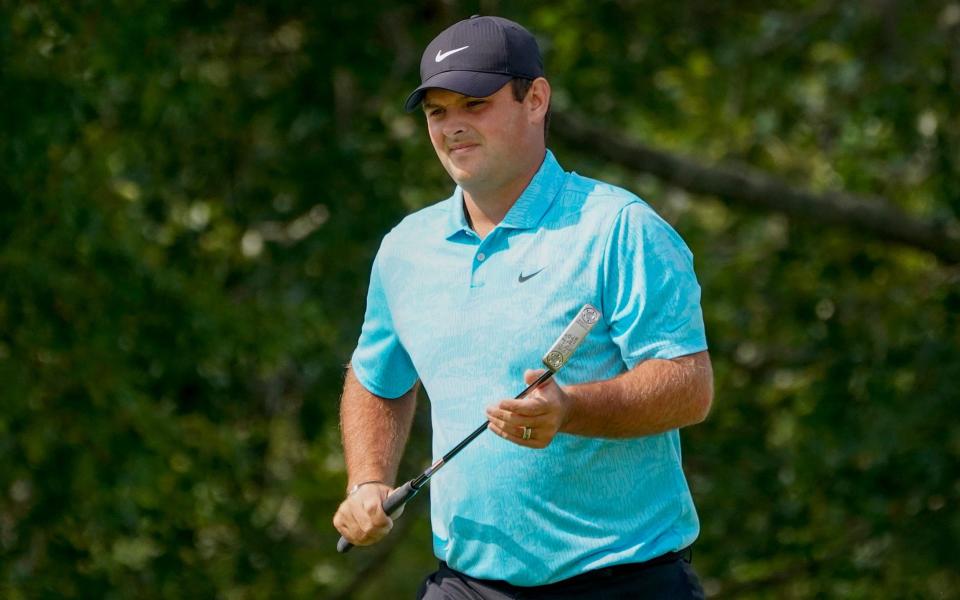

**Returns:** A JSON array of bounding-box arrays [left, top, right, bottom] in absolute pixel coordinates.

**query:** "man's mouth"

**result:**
[[448, 143, 478, 155]]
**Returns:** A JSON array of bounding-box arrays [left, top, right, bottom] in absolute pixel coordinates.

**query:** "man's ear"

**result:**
[[526, 77, 551, 124]]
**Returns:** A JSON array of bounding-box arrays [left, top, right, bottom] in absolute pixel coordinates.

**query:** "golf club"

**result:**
[[337, 303, 601, 553]]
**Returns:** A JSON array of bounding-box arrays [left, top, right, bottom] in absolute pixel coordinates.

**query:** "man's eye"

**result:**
[[429, 109, 444, 117], [467, 100, 485, 108]]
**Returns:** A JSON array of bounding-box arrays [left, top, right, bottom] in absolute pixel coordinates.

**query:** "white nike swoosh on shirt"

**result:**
[[435, 46, 470, 62]]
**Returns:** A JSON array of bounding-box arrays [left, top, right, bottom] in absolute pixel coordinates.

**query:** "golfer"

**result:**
[[333, 15, 713, 599]]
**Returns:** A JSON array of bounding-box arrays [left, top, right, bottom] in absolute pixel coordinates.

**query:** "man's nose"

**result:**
[[442, 115, 467, 138]]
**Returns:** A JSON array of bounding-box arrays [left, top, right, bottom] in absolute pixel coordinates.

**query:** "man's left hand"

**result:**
[[485, 369, 571, 449]]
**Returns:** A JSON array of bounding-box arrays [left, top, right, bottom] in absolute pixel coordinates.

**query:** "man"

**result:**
[[333, 15, 713, 599]]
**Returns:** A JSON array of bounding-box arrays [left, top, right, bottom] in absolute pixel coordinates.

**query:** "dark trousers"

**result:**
[[417, 548, 704, 599]]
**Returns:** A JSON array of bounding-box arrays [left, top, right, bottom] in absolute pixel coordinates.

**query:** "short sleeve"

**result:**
[[350, 249, 418, 399], [601, 202, 707, 368]]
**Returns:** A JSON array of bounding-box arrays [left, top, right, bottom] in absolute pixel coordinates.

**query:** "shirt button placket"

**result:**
[[471, 250, 487, 288]]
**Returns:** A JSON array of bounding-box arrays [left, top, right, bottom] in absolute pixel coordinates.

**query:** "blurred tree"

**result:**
[[1, 0, 957, 598]]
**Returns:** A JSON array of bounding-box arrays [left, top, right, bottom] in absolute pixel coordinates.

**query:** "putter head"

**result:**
[[541, 304, 601, 371]]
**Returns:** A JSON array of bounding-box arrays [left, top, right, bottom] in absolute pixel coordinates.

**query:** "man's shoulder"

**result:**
[[553, 170, 686, 250], [560, 170, 652, 217], [380, 196, 453, 248]]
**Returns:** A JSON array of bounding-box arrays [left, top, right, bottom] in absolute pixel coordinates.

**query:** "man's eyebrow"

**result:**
[[422, 100, 442, 110]]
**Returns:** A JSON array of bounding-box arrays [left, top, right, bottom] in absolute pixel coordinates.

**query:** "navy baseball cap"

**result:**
[[404, 15, 544, 112]]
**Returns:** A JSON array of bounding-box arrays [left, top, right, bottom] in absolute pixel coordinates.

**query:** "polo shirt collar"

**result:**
[[444, 150, 565, 239], [445, 187, 471, 239]]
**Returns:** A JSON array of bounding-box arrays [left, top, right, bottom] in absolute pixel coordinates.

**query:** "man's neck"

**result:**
[[461, 151, 545, 240], [461, 189, 519, 240]]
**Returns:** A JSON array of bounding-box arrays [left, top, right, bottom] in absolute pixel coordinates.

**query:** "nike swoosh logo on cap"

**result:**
[[518, 268, 545, 283], [435, 46, 470, 62]]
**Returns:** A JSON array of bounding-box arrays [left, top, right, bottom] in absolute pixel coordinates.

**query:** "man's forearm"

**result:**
[[340, 366, 418, 491], [560, 351, 713, 438]]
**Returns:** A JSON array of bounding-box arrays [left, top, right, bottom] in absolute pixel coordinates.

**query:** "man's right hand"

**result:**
[[332, 482, 398, 546]]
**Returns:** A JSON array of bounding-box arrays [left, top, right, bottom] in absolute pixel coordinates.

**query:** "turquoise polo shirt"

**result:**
[[351, 150, 708, 585]]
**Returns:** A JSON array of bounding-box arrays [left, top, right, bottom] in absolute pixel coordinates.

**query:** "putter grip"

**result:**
[[336, 480, 417, 554], [382, 480, 417, 514]]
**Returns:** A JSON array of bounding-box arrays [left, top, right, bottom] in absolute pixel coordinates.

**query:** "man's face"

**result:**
[[422, 83, 534, 193]]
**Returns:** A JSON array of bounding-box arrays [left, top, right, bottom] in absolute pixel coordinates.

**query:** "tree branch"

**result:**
[[551, 110, 960, 263]]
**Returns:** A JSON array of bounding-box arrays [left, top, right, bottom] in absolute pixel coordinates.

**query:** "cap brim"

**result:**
[[404, 71, 513, 112]]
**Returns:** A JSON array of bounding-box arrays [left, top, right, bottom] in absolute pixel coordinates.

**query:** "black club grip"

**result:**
[[336, 480, 418, 553], [382, 480, 417, 515]]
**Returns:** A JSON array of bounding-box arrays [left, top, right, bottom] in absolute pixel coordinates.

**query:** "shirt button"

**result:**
[[477, 253, 486, 261]]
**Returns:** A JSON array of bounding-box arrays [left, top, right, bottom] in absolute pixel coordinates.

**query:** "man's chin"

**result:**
[[445, 167, 477, 187]]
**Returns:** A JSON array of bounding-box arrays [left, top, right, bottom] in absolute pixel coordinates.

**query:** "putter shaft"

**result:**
[[336, 305, 599, 554]]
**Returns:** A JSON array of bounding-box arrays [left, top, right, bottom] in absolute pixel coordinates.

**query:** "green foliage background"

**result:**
[[2, 1, 958, 598]]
